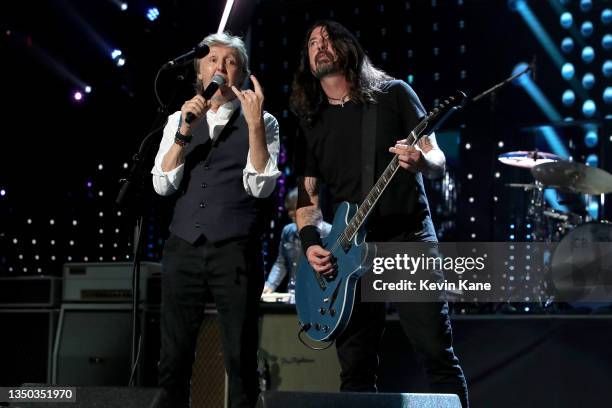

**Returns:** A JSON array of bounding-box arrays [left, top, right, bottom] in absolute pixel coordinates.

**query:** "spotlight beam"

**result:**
[[511, 0, 588, 101], [218, 0, 235, 33]]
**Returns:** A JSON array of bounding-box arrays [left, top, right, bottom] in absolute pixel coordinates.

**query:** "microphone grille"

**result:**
[[211, 74, 226, 87]]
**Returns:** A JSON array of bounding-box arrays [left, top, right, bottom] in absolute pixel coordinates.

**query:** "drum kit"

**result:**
[[498, 150, 612, 309], [499, 150, 612, 236]]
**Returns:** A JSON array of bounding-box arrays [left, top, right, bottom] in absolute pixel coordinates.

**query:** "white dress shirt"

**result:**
[[151, 99, 281, 198]]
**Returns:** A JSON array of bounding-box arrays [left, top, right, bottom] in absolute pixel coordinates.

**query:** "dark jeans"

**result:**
[[336, 296, 469, 408], [158, 234, 264, 408]]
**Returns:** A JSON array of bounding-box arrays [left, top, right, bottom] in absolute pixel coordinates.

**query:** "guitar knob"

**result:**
[[319, 308, 326, 315], [329, 308, 336, 317], [315, 323, 321, 331], [322, 325, 330, 333]]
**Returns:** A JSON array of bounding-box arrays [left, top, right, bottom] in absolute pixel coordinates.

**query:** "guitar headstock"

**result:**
[[425, 90, 468, 122]]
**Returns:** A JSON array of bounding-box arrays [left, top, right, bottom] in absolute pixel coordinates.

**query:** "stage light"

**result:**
[[146, 7, 160, 22], [603, 34, 612, 50], [586, 154, 598, 167], [602, 9, 612, 24], [0, 189, 5, 196], [217, 0, 234, 32], [580, 0, 592, 12], [603, 60, 612, 77], [561, 62, 575, 79], [584, 130, 598, 147], [604, 87, 612, 104], [121, 2, 128, 11], [582, 46, 595, 63], [73, 91, 83, 101], [582, 99, 596, 117], [560, 12, 573, 29], [580, 21, 593, 37], [582, 73, 595, 89], [561, 37, 574, 53], [587, 201, 599, 219], [84, 86, 92, 93], [111, 49, 122, 59]]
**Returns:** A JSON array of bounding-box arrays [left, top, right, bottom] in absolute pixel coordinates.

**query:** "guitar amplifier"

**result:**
[[62, 262, 161, 303], [0, 276, 62, 308]]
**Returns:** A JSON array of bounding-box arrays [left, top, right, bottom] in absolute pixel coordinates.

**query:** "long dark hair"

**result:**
[[290, 20, 393, 124]]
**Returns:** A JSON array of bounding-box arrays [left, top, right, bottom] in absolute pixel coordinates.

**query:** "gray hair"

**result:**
[[194, 32, 250, 86]]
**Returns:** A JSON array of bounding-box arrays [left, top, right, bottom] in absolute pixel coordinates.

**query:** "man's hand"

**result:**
[[306, 245, 336, 277], [231, 75, 265, 130], [389, 139, 427, 173], [262, 286, 274, 295], [179, 95, 210, 135]]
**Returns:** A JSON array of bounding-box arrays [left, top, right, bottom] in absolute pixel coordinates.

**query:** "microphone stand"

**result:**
[[115, 64, 189, 387]]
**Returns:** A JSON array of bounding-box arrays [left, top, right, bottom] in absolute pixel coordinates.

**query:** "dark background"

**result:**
[[1, 0, 610, 282]]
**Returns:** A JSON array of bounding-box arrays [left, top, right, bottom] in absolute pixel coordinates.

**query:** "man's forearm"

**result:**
[[248, 119, 269, 172], [422, 149, 446, 179], [161, 144, 186, 173]]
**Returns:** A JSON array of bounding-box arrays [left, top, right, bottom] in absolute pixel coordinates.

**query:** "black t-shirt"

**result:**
[[295, 80, 437, 241]]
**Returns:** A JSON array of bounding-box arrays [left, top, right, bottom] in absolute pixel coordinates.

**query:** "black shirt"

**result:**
[[295, 80, 437, 242]]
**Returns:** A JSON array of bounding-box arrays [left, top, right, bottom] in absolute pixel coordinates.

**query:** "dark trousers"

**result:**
[[158, 234, 264, 408], [336, 297, 469, 408]]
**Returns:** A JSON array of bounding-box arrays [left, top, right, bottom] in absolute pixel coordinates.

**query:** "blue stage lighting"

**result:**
[[512, 62, 530, 86], [582, 72, 595, 89], [603, 60, 612, 77], [582, 46, 595, 63], [603, 34, 612, 50], [146, 7, 160, 21], [582, 99, 596, 117], [604, 87, 612, 104], [586, 154, 598, 167], [587, 201, 599, 220], [560, 12, 573, 29], [581, 21, 593, 37], [562, 89, 576, 105], [580, 0, 593, 12], [111, 49, 122, 59], [602, 9, 612, 24], [562, 63, 575, 79], [561, 37, 574, 53], [120, 3, 128, 11], [584, 130, 598, 147]]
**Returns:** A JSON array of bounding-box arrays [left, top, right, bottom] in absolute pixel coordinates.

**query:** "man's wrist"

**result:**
[[174, 130, 193, 147], [299, 225, 322, 255]]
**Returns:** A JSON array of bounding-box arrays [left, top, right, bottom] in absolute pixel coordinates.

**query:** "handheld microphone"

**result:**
[[185, 74, 226, 124], [162, 44, 209, 69]]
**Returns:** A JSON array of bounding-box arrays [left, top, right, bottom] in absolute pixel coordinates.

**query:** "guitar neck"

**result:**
[[336, 90, 467, 249], [337, 133, 417, 248]]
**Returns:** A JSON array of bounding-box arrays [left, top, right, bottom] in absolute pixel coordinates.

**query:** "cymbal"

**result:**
[[498, 151, 563, 169], [531, 161, 612, 195], [505, 183, 542, 190]]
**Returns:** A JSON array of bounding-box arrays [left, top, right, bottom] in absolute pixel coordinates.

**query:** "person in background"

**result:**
[[262, 188, 331, 295]]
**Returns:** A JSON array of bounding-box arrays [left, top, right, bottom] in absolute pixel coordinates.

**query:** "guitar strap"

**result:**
[[361, 102, 377, 200]]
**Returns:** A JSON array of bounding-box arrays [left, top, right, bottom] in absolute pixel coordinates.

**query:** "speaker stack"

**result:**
[[51, 262, 162, 386], [0, 276, 61, 386]]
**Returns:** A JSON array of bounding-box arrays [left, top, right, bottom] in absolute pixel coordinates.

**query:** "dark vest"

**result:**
[[169, 108, 270, 244]]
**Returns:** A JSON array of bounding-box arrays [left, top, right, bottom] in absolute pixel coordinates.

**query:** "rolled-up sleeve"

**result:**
[[243, 112, 281, 198], [151, 112, 184, 196]]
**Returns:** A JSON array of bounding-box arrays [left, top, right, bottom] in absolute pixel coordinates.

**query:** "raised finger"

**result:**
[[250, 75, 263, 97], [231, 86, 245, 102]]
